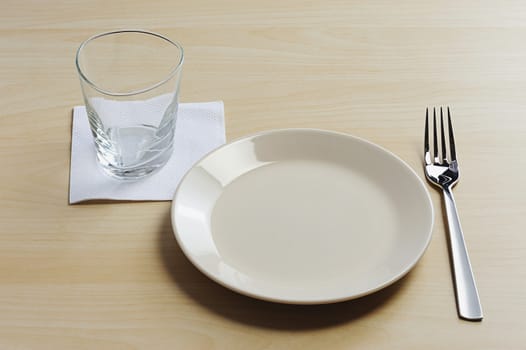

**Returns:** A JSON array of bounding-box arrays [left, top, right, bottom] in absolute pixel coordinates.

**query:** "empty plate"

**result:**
[[171, 129, 434, 304]]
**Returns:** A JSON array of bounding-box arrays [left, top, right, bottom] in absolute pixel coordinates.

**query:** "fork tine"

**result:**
[[424, 108, 430, 164], [433, 108, 439, 162], [440, 107, 447, 162], [447, 107, 457, 161]]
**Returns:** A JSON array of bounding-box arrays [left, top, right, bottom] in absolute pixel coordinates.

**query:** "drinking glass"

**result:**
[[75, 30, 184, 179]]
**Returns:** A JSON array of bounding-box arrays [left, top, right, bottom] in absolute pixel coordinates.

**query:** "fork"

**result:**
[[424, 107, 483, 321]]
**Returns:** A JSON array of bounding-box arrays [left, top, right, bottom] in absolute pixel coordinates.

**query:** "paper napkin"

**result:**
[[69, 101, 225, 204]]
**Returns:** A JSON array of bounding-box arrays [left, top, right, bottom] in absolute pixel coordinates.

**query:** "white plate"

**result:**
[[171, 129, 434, 304]]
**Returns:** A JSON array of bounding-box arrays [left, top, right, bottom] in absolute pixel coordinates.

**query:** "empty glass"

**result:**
[[75, 30, 184, 179]]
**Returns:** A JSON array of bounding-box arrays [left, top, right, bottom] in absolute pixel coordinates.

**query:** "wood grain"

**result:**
[[1, 0, 525, 348]]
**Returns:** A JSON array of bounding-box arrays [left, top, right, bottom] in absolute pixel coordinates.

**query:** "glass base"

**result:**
[[96, 144, 174, 181]]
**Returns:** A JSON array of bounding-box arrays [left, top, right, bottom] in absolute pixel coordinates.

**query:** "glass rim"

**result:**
[[75, 29, 184, 97]]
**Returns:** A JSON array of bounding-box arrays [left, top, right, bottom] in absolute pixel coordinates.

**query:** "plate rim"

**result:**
[[171, 128, 434, 304]]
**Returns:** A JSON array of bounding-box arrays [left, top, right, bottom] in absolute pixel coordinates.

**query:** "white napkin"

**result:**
[[69, 101, 226, 204]]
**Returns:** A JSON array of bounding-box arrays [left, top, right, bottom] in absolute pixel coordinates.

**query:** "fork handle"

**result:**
[[442, 188, 483, 321]]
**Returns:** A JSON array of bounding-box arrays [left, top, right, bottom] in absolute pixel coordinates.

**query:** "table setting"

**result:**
[[1, 1, 525, 348]]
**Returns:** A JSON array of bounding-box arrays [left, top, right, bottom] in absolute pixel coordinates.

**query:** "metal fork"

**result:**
[[424, 107, 483, 321]]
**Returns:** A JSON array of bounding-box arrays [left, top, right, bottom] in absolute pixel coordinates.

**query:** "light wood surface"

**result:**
[[1, 0, 525, 348]]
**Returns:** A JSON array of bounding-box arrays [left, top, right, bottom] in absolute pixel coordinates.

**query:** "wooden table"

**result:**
[[2, 1, 525, 348]]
